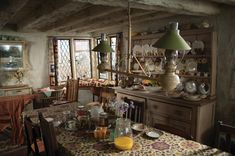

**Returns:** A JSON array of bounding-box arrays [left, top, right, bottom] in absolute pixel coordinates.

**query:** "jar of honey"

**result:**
[[98, 112, 108, 127]]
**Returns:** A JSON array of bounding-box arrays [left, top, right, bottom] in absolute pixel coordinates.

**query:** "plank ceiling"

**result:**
[[0, 0, 234, 35]]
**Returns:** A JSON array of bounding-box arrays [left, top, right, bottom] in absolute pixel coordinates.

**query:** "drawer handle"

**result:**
[[16, 90, 22, 92]]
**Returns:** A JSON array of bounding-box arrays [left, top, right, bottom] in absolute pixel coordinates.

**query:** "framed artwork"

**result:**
[[50, 76, 55, 86], [0, 41, 26, 71]]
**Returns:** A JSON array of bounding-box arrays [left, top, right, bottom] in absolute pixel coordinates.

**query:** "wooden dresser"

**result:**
[[115, 87, 215, 145], [0, 86, 32, 96]]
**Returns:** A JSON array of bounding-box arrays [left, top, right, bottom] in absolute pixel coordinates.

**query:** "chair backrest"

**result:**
[[0, 145, 27, 156], [154, 123, 191, 140], [38, 112, 59, 156], [66, 76, 80, 102], [24, 116, 40, 154], [215, 121, 235, 154], [123, 97, 145, 123]]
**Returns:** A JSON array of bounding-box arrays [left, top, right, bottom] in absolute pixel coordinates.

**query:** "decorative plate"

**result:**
[[185, 59, 197, 73], [143, 44, 151, 56], [177, 61, 185, 71], [133, 45, 143, 56], [184, 81, 197, 94], [198, 83, 210, 95], [133, 63, 140, 70], [191, 40, 204, 54]]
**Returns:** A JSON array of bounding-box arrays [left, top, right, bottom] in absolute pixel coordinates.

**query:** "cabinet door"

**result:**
[[148, 100, 193, 123], [147, 100, 194, 139]]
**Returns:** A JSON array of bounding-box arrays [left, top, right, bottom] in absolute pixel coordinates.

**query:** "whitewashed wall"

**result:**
[[0, 32, 49, 89]]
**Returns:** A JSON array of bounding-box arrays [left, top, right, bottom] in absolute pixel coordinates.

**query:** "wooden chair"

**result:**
[[90, 86, 102, 102], [154, 123, 192, 140], [215, 121, 235, 154], [24, 116, 45, 156], [66, 76, 80, 102], [0, 145, 27, 156], [38, 112, 59, 156], [123, 97, 145, 123]]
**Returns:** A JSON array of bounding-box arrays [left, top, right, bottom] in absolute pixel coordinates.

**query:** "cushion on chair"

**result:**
[[31, 139, 45, 153]]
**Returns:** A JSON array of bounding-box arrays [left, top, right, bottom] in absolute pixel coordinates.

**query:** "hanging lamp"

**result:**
[[153, 22, 191, 91], [92, 33, 114, 73]]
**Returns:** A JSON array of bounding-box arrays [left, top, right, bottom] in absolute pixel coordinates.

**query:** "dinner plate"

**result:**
[[133, 45, 143, 56], [185, 59, 197, 73], [191, 40, 204, 54], [198, 83, 210, 95], [184, 81, 197, 94]]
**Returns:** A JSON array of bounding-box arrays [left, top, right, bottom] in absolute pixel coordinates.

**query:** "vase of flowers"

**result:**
[[112, 99, 134, 150]]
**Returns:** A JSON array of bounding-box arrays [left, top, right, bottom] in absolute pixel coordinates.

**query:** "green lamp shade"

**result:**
[[153, 24, 191, 51], [92, 40, 114, 53]]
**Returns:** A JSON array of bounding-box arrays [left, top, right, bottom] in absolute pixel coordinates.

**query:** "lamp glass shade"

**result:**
[[153, 26, 191, 51], [92, 40, 114, 53]]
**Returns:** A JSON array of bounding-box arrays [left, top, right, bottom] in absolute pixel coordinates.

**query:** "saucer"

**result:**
[[132, 123, 146, 132], [145, 130, 163, 139]]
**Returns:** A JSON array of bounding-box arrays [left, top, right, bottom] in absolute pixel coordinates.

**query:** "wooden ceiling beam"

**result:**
[[209, 0, 235, 5], [61, 9, 154, 33], [18, 0, 87, 31], [0, 0, 30, 29], [73, 0, 220, 15], [76, 12, 173, 34], [40, 5, 122, 32]]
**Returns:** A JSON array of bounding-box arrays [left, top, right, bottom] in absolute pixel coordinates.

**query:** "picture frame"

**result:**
[[0, 41, 26, 71]]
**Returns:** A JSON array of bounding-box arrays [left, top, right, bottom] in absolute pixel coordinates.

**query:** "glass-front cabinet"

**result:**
[[0, 41, 26, 71]]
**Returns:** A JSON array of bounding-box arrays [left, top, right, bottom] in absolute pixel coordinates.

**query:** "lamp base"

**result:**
[[97, 62, 109, 73], [159, 72, 180, 92]]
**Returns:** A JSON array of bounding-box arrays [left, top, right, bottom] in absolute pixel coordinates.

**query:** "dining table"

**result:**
[[22, 102, 231, 156]]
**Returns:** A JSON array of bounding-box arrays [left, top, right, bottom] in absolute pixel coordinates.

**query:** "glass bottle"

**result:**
[[99, 112, 109, 127], [114, 118, 133, 150]]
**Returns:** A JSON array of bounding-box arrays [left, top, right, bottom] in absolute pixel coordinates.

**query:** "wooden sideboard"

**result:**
[[114, 87, 215, 145], [0, 86, 32, 96]]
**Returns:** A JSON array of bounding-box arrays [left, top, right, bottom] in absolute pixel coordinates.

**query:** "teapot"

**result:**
[[87, 102, 104, 119]]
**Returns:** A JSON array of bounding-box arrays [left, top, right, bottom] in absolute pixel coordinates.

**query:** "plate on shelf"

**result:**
[[191, 40, 204, 54], [133, 45, 143, 56], [198, 83, 210, 95], [184, 81, 197, 94], [143, 44, 151, 56], [133, 63, 140, 70], [185, 59, 197, 73], [176, 61, 185, 71]]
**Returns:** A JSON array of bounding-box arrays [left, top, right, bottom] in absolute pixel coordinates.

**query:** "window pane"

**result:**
[[57, 39, 72, 82], [74, 40, 91, 79]]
